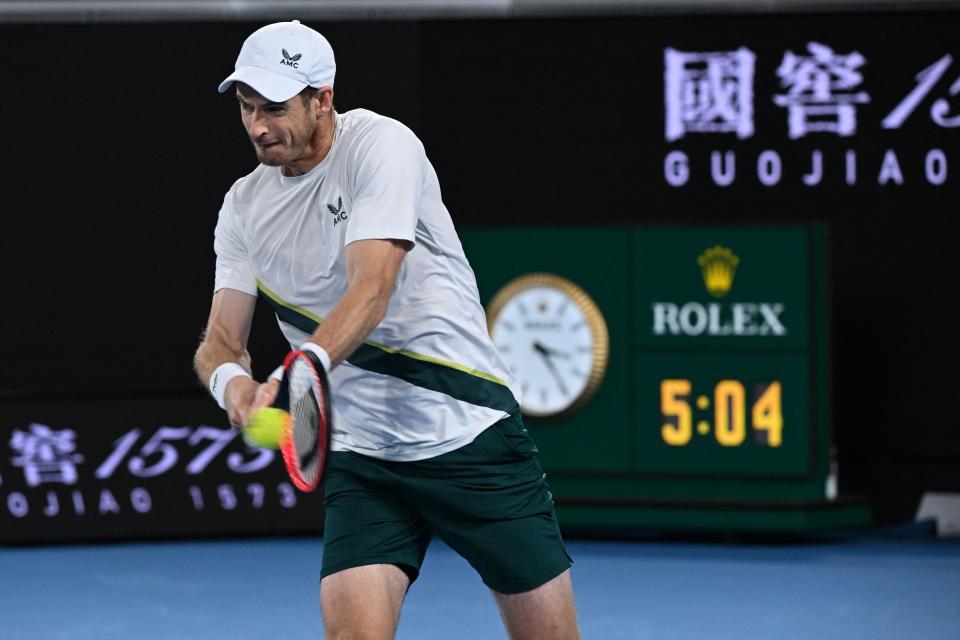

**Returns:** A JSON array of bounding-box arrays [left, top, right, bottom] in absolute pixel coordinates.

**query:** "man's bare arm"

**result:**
[[213, 239, 409, 415], [193, 288, 259, 427], [308, 238, 411, 366]]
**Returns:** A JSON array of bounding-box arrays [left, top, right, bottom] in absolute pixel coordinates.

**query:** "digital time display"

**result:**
[[637, 354, 810, 477], [660, 379, 783, 447]]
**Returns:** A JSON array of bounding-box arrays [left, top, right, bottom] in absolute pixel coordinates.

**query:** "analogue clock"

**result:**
[[486, 273, 609, 419]]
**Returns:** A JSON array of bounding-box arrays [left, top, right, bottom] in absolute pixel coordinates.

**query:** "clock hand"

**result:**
[[540, 343, 572, 360], [533, 342, 569, 396]]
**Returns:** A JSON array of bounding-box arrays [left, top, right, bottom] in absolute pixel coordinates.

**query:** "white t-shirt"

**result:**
[[213, 109, 520, 461]]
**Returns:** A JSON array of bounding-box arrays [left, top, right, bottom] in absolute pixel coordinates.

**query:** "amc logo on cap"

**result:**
[[281, 48, 302, 68]]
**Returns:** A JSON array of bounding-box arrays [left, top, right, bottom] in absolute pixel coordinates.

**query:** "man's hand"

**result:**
[[224, 376, 258, 429], [224, 376, 282, 429], [252, 378, 281, 412]]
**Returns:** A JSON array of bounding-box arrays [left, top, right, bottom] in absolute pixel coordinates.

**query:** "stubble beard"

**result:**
[[254, 130, 309, 168], [253, 141, 287, 167], [255, 149, 283, 167]]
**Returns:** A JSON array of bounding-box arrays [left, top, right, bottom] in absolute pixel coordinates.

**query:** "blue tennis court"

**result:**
[[2, 528, 957, 639]]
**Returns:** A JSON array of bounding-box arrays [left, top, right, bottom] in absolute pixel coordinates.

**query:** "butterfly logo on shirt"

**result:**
[[327, 197, 349, 226]]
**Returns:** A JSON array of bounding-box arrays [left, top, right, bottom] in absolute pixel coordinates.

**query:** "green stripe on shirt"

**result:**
[[256, 280, 517, 413]]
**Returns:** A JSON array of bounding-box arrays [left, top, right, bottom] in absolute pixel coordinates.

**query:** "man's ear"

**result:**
[[317, 87, 334, 115]]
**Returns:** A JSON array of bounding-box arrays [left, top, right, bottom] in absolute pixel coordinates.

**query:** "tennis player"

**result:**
[[193, 20, 580, 639]]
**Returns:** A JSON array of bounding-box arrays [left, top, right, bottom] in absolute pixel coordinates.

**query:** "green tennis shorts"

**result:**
[[320, 411, 572, 594]]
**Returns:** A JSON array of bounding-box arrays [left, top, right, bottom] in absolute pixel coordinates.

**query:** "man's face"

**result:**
[[236, 85, 316, 166]]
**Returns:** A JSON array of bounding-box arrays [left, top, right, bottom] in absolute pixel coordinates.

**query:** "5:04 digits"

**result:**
[[660, 379, 783, 447]]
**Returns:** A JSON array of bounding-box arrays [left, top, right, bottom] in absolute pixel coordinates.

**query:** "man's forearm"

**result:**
[[194, 329, 252, 389], [306, 276, 391, 367]]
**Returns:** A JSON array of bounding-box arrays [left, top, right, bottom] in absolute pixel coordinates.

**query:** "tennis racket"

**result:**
[[274, 349, 333, 492]]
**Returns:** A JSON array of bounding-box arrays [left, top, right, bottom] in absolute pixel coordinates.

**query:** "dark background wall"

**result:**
[[1, 12, 956, 525]]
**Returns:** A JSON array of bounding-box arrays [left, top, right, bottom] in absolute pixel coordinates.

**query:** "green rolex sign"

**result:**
[[631, 228, 818, 478], [462, 225, 869, 533]]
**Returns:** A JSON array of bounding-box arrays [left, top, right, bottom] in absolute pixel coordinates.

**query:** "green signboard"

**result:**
[[631, 228, 818, 483], [461, 226, 868, 532]]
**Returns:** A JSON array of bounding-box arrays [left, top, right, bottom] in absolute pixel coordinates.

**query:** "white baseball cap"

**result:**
[[218, 20, 336, 102]]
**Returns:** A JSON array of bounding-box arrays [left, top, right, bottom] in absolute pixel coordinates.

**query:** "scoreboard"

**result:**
[[461, 225, 870, 532], [634, 228, 818, 481]]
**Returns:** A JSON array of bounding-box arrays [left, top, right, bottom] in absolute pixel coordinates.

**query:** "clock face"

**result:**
[[487, 276, 608, 418]]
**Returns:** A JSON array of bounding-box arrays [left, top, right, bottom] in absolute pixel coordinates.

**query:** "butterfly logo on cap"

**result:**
[[281, 49, 303, 68]]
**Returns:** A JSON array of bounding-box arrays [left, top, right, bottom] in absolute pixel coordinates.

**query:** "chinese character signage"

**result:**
[[10, 424, 84, 488], [663, 40, 958, 188], [0, 395, 324, 543], [773, 42, 870, 139], [664, 47, 756, 141]]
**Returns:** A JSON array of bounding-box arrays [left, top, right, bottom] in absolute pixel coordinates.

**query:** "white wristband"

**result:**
[[299, 342, 331, 372], [208, 362, 251, 410], [268, 365, 284, 382]]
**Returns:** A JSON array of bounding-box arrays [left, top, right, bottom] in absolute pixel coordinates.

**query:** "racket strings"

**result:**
[[289, 359, 322, 483]]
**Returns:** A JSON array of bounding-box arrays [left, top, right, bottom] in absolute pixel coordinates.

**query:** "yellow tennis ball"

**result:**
[[243, 407, 290, 449]]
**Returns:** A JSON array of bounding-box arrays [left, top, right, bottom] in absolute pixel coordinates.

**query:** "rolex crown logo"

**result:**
[[697, 246, 739, 298]]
